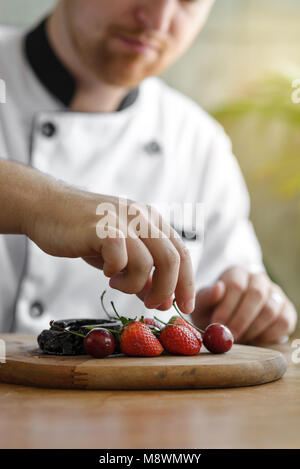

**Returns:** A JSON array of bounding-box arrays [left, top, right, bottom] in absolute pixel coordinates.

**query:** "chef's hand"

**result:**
[[191, 266, 297, 344], [25, 183, 195, 314]]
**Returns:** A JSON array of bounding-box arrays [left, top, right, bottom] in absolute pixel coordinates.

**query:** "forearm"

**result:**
[[0, 157, 64, 235], [0, 159, 196, 314]]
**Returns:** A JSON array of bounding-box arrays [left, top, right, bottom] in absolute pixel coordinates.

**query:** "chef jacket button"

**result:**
[[144, 141, 162, 156], [41, 122, 56, 138], [29, 301, 44, 318]]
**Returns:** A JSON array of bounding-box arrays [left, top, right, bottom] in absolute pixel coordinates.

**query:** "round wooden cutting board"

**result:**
[[0, 334, 287, 390]]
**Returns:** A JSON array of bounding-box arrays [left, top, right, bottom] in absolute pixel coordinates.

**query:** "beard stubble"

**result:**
[[70, 24, 171, 88]]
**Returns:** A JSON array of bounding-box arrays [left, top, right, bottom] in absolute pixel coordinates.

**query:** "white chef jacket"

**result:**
[[0, 21, 265, 334]]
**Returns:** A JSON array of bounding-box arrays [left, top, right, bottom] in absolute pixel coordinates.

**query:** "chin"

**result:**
[[94, 68, 152, 88], [92, 53, 170, 88]]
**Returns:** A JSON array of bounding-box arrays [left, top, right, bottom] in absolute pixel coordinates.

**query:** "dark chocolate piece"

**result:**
[[37, 318, 122, 355]]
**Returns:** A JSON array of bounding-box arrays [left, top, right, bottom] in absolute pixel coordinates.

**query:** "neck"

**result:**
[[47, 8, 128, 112]]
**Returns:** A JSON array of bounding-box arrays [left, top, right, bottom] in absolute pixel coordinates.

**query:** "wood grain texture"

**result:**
[[0, 334, 286, 390], [0, 336, 299, 449]]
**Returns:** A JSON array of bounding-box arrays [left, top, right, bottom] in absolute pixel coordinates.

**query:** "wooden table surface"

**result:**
[[0, 338, 299, 449]]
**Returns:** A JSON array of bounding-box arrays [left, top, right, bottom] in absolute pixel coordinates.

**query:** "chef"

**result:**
[[0, 0, 297, 343]]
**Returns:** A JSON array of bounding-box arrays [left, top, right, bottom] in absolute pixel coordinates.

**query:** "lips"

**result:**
[[115, 34, 159, 53]]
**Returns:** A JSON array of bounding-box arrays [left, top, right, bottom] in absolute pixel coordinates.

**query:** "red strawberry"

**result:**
[[169, 315, 202, 347], [120, 321, 163, 357], [160, 324, 201, 356]]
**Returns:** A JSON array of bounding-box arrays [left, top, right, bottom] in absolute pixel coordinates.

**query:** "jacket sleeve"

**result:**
[[193, 123, 265, 291]]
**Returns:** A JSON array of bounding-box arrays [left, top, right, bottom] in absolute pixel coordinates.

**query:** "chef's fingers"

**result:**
[[141, 227, 181, 310], [195, 281, 226, 310], [164, 227, 195, 314], [136, 275, 173, 311], [210, 267, 249, 325], [95, 209, 155, 293], [191, 281, 226, 329], [93, 211, 128, 276], [84, 224, 127, 274], [251, 301, 297, 345], [82, 255, 104, 270], [84, 250, 173, 310], [136, 275, 152, 302], [149, 212, 195, 314], [109, 231, 154, 294], [156, 297, 174, 311], [239, 285, 284, 344], [97, 203, 193, 311], [226, 272, 270, 341], [100, 228, 128, 277]]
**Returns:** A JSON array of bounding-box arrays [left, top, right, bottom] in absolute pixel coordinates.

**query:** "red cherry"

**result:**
[[203, 323, 234, 354], [84, 328, 116, 358], [143, 317, 162, 330]]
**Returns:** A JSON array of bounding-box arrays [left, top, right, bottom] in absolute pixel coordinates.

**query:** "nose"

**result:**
[[134, 0, 176, 33]]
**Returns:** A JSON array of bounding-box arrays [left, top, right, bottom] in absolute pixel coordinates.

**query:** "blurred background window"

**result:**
[[1, 0, 300, 329]]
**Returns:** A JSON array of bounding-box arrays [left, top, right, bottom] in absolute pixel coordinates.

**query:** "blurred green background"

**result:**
[[1, 0, 300, 332]]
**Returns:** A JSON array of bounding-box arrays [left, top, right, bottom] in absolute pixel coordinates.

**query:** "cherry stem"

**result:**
[[154, 316, 169, 327], [172, 300, 205, 334], [83, 326, 121, 335], [100, 290, 113, 320], [49, 321, 86, 338], [104, 328, 121, 335], [111, 301, 122, 321]]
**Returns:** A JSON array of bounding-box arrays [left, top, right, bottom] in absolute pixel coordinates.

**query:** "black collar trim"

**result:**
[[24, 18, 139, 111]]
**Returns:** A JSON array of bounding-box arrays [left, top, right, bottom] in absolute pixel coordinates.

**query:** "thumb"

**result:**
[[195, 280, 226, 309]]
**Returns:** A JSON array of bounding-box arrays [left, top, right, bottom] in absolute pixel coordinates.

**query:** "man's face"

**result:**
[[62, 0, 215, 88]]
